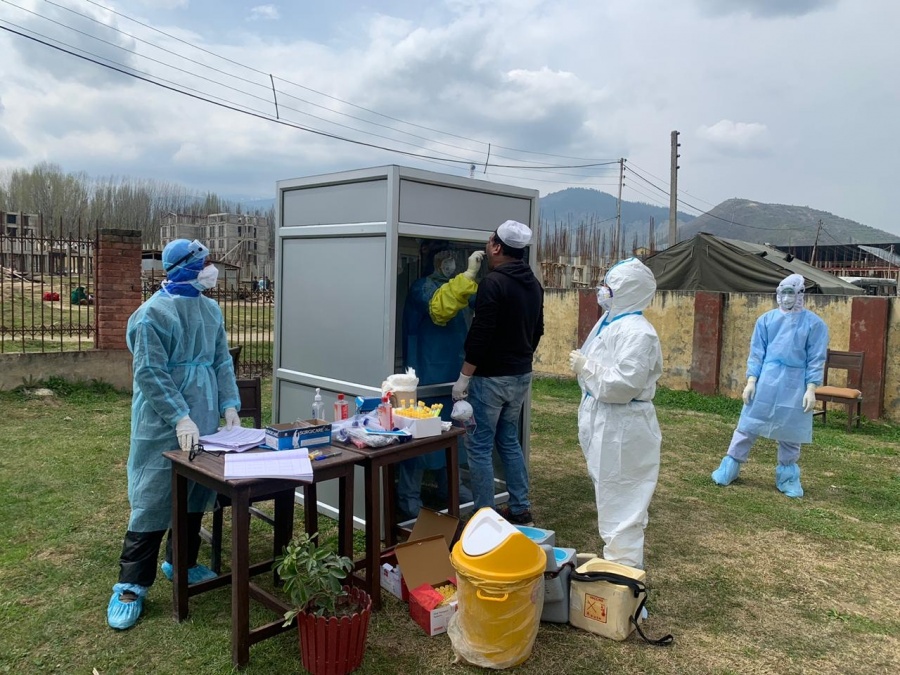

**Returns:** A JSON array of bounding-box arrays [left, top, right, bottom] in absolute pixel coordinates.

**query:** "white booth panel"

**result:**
[[278, 236, 387, 385], [399, 179, 533, 230], [282, 179, 387, 226]]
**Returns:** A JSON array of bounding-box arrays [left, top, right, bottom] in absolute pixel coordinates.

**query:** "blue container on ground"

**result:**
[[541, 546, 576, 623], [514, 525, 556, 548]]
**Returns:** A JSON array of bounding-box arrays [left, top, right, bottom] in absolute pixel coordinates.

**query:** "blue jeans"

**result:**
[[466, 373, 532, 513]]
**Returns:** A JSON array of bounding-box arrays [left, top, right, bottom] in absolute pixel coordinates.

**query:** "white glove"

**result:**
[[452, 373, 471, 400], [175, 416, 200, 452], [569, 349, 587, 375], [742, 376, 757, 405], [224, 407, 240, 431], [463, 251, 485, 281], [802, 383, 818, 413]]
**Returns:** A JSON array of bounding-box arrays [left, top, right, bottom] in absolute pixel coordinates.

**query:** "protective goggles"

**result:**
[[168, 239, 209, 270]]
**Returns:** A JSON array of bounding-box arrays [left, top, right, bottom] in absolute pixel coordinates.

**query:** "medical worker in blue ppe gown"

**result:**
[[711, 274, 828, 498], [569, 258, 663, 570], [398, 243, 482, 520], [107, 239, 241, 630]]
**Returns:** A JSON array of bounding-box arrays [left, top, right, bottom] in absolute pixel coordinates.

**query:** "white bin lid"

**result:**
[[461, 508, 519, 556]]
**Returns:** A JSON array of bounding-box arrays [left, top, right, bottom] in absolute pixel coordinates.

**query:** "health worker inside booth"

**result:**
[[395, 236, 495, 521]]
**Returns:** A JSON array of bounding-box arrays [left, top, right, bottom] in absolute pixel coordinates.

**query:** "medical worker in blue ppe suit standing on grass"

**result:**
[[711, 273, 828, 498], [107, 239, 241, 630], [398, 242, 482, 520], [569, 258, 663, 570]]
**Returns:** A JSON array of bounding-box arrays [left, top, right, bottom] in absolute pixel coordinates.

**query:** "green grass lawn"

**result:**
[[0, 377, 897, 674]]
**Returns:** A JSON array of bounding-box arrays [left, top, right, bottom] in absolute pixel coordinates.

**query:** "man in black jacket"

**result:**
[[452, 220, 544, 525]]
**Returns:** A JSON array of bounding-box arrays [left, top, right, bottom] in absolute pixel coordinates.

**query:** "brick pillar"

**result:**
[[848, 296, 889, 420], [95, 229, 143, 350], [690, 291, 725, 395], [577, 289, 601, 345]]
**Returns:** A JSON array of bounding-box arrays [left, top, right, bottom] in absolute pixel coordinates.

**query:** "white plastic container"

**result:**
[[569, 558, 646, 640]]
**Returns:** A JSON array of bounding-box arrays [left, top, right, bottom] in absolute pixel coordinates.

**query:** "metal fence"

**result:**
[[0, 230, 95, 353], [2, 226, 273, 377], [142, 271, 273, 378]]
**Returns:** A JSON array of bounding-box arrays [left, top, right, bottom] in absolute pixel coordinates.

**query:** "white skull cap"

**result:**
[[496, 220, 532, 249]]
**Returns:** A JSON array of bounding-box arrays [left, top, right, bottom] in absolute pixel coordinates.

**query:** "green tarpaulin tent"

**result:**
[[644, 233, 863, 295]]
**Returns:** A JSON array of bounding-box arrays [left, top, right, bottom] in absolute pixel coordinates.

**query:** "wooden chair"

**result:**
[[813, 350, 864, 431], [228, 345, 242, 375], [206, 376, 272, 573]]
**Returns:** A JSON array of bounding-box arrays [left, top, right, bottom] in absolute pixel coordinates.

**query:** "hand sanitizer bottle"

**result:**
[[311, 388, 325, 421]]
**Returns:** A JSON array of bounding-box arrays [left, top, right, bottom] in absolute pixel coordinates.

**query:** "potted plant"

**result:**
[[275, 532, 372, 675]]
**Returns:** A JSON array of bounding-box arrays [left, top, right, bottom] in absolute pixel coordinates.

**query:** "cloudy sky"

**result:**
[[0, 0, 897, 234]]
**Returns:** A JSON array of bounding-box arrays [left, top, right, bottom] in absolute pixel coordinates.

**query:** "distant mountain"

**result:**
[[539, 187, 693, 227], [679, 198, 899, 246], [236, 189, 897, 248]]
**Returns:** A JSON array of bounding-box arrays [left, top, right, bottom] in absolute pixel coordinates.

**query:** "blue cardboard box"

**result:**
[[266, 419, 331, 451]]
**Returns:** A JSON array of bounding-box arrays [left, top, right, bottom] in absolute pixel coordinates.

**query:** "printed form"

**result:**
[[224, 449, 313, 480]]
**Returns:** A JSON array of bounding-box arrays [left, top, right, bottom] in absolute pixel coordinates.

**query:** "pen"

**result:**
[[313, 450, 342, 461]]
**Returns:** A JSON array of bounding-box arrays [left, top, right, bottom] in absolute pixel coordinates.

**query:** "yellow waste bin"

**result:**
[[448, 508, 546, 669]]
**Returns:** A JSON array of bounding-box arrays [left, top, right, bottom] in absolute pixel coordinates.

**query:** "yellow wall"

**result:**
[[537, 290, 899, 423], [645, 291, 694, 391], [533, 289, 578, 376]]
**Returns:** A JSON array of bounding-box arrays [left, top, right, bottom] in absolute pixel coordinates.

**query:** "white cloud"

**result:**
[[0, 0, 897, 233], [695, 0, 838, 18], [697, 120, 770, 154], [249, 5, 281, 21]]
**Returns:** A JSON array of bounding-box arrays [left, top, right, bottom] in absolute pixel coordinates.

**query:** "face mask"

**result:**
[[780, 290, 796, 310], [440, 259, 456, 277], [191, 264, 218, 291], [596, 285, 613, 311]]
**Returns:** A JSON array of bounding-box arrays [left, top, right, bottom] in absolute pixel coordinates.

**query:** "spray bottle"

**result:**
[[333, 393, 349, 421], [377, 392, 393, 430], [311, 388, 325, 421]]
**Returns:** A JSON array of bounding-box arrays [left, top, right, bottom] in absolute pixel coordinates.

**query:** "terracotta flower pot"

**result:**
[[296, 586, 372, 675]]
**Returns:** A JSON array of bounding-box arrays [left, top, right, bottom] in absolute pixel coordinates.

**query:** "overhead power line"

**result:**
[[75, 0, 619, 168]]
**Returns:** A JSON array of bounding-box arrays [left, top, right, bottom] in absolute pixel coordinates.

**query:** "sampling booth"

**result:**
[[272, 165, 539, 526]]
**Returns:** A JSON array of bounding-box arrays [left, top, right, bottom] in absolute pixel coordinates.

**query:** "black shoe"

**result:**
[[495, 505, 534, 527]]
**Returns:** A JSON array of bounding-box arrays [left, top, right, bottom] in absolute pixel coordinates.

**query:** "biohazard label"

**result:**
[[583, 593, 608, 624]]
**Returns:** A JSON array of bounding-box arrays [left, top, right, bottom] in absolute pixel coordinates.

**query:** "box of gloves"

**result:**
[[265, 419, 331, 451]]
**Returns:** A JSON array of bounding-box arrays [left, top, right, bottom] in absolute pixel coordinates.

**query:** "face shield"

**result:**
[[776, 274, 805, 312], [779, 288, 797, 310], [165, 239, 209, 272], [596, 285, 614, 311]]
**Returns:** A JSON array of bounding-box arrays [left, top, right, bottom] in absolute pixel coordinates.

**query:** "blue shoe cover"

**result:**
[[107, 583, 147, 630], [161, 561, 217, 584], [711, 456, 741, 486], [776, 464, 804, 498]]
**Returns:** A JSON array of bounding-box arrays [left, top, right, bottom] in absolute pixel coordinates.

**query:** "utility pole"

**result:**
[[615, 158, 625, 260], [810, 218, 822, 267], [668, 130, 680, 248]]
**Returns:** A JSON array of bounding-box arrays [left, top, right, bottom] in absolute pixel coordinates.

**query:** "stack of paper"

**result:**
[[224, 449, 313, 480], [200, 427, 266, 453]]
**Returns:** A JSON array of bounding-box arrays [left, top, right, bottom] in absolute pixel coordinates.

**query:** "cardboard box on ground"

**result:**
[[382, 509, 460, 635]]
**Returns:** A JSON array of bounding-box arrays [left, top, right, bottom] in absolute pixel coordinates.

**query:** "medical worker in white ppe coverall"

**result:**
[[569, 258, 662, 570], [711, 273, 828, 498]]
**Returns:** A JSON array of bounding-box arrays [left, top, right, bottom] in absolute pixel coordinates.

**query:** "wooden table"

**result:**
[[164, 447, 360, 668], [347, 427, 464, 610]]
